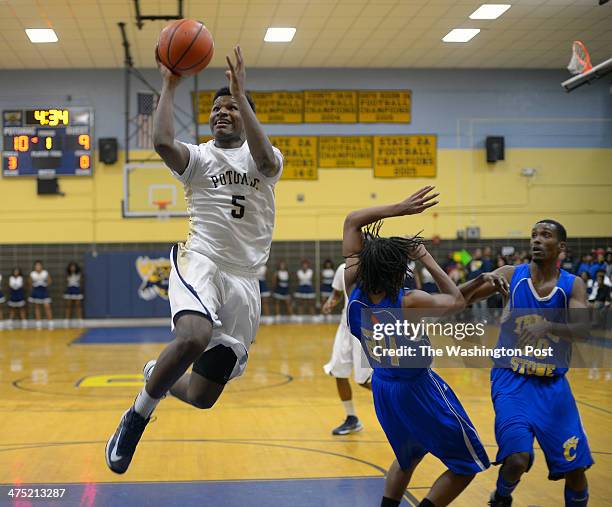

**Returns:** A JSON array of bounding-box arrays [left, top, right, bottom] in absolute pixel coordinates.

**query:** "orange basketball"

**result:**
[[157, 19, 214, 76]]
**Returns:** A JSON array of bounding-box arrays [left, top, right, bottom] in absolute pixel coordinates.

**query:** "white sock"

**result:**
[[134, 387, 161, 418], [342, 400, 356, 417]]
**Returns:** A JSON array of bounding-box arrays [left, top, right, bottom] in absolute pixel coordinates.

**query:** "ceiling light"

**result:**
[[442, 28, 480, 43], [25, 28, 58, 43], [469, 4, 511, 20], [264, 27, 296, 42]]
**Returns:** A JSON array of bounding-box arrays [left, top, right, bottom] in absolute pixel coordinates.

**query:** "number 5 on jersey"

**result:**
[[231, 195, 245, 219]]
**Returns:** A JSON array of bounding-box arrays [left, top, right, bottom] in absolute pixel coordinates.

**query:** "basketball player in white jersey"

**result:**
[[106, 46, 283, 474], [323, 262, 373, 434]]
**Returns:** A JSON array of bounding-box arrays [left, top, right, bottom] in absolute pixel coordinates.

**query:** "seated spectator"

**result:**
[[606, 251, 612, 279], [590, 251, 606, 280], [589, 270, 611, 329], [575, 253, 592, 277]]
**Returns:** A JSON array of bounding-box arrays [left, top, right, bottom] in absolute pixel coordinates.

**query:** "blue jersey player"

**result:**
[[460, 220, 593, 506], [343, 186, 490, 507]]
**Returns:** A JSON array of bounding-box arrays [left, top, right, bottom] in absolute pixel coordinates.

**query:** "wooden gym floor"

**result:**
[[0, 323, 610, 506]]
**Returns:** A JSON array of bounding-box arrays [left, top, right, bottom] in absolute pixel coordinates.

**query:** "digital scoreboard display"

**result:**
[[2, 108, 93, 177]]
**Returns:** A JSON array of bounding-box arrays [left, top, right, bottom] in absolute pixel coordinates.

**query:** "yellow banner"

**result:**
[[373, 135, 437, 178], [250, 91, 304, 123], [304, 91, 358, 123], [359, 91, 411, 123], [270, 136, 318, 180], [193, 91, 215, 124], [318, 136, 373, 169]]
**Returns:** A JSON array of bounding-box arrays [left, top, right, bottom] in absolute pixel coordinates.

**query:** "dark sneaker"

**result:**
[[105, 406, 149, 474], [488, 491, 512, 506], [332, 415, 363, 435]]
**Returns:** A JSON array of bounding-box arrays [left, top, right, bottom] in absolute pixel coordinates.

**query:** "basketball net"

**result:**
[[567, 41, 593, 76], [153, 200, 171, 221]]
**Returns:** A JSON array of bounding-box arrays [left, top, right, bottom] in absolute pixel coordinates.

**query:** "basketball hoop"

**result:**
[[567, 41, 593, 76], [153, 200, 171, 220]]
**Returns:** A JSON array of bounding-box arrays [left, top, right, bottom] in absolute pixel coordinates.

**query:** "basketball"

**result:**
[[156, 19, 214, 76]]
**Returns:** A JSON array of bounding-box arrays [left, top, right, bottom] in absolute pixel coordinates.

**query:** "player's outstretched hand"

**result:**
[[398, 186, 439, 216], [155, 44, 182, 87], [481, 272, 509, 298], [226, 45, 246, 97]]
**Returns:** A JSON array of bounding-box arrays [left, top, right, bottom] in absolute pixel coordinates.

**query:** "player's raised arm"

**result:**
[[401, 244, 465, 312], [225, 46, 280, 178], [342, 186, 439, 290], [152, 53, 190, 175]]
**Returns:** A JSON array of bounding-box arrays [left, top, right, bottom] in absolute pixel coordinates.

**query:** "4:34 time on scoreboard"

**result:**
[[2, 108, 94, 177]]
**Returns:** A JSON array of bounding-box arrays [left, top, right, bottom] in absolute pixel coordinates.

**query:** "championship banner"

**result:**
[[270, 136, 318, 180], [250, 91, 304, 123], [373, 135, 437, 178], [304, 91, 358, 123], [192, 90, 215, 124], [318, 136, 373, 169], [359, 91, 411, 123]]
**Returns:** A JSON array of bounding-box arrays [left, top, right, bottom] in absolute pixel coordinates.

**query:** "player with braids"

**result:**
[[354, 221, 422, 302], [345, 186, 490, 507]]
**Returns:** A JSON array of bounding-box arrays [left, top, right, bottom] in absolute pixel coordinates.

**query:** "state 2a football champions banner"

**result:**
[[84, 251, 171, 318]]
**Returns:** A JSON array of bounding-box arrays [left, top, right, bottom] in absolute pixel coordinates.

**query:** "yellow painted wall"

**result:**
[[1, 148, 610, 244]]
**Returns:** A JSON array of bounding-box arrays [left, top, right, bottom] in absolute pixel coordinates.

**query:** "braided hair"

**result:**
[[349, 221, 424, 302]]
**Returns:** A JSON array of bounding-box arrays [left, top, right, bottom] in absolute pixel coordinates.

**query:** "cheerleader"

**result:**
[[273, 261, 292, 320], [64, 262, 83, 326], [320, 259, 336, 305], [29, 260, 53, 329], [7, 268, 27, 327], [294, 259, 315, 316], [256, 264, 272, 322]]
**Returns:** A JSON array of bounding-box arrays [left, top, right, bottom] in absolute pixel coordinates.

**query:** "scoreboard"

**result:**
[[2, 108, 93, 177]]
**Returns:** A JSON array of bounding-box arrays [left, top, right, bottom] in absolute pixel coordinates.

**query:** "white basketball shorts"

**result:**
[[323, 316, 373, 384]]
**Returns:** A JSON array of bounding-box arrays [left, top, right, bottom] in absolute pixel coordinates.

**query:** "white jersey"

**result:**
[[332, 263, 348, 314], [30, 270, 49, 287], [10, 275, 23, 290], [67, 273, 81, 287], [297, 268, 313, 286], [175, 140, 284, 276]]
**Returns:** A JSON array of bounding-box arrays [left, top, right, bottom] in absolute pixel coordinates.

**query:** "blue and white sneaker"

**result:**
[[105, 406, 149, 474], [332, 415, 363, 435]]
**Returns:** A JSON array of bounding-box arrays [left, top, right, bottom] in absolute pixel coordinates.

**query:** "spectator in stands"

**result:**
[[590, 251, 606, 280], [589, 270, 611, 329], [468, 248, 488, 321], [606, 251, 612, 279], [29, 260, 53, 329], [575, 253, 592, 277], [581, 271, 593, 299], [7, 268, 27, 328], [420, 266, 438, 293], [559, 250, 574, 272], [482, 246, 494, 273]]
